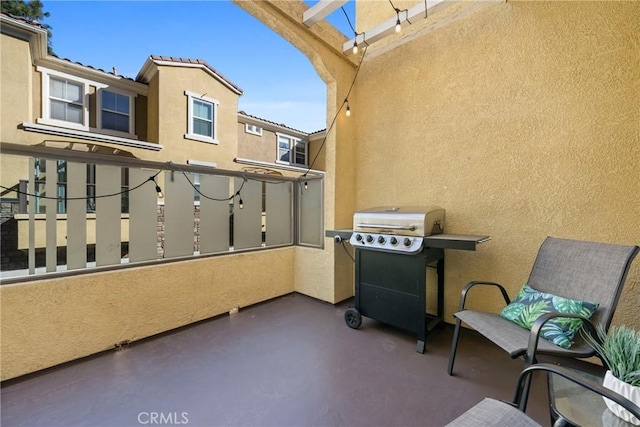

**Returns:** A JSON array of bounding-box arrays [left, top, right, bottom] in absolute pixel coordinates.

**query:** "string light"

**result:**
[[345, 100, 351, 117], [304, 181, 308, 190], [151, 176, 164, 199], [0, 168, 165, 202], [352, 40, 358, 55], [395, 11, 402, 33], [301, 44, 368, 177]]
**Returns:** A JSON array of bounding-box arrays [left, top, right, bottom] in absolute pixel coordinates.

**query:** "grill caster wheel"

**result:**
[[345, 308, 362, 329]]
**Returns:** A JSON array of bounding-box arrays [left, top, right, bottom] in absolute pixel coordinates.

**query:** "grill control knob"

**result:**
[[355, 234, 363, 242], [390, 237, 398, 245], [366, 235, 374, 243], [377, 236, 386, 244], [403, 237, 412, 247]]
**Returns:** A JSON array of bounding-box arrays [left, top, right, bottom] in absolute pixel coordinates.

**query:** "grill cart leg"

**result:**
[[345, 308, 362, 329]]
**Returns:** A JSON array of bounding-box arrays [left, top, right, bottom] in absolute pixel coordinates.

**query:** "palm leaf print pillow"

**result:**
[[499, 284, 599, 349]]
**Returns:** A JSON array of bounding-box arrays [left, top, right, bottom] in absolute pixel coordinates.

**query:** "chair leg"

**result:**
[[518, 357, 537, 412], [447, 318, 463, 375]]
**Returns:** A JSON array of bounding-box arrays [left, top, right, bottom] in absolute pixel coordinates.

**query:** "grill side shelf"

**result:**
[[325, 229, 354, 241], [423, 234, 491, 251]]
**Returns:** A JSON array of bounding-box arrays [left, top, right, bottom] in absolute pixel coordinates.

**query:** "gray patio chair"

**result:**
[[448, 237, 639, 375], [445, 363, 640, 427]]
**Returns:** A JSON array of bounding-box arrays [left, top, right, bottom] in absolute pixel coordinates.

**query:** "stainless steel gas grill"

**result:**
[[327, 206, 489, 353]]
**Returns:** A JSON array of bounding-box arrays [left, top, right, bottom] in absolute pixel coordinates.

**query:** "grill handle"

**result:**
[[356, 223, 417, 231]]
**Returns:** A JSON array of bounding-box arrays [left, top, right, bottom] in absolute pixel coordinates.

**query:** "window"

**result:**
[[37, 67, 91, 131], [33, 159, 128, 214], [277, 134, 307, 167], [245, 123, 263, 136], [100, 89, 133, 135], [185, 91, 218, 144], [50, 78, 83, 124]]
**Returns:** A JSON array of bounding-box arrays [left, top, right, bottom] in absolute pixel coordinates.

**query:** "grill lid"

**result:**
[[353, 206, 445, 237]]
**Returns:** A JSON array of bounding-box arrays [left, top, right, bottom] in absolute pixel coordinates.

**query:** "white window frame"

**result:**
[[36, 67, 100, 131], [184, 90, 219, 144], [276, 133, 308, 167], [96, 87, 137, 139], [245, 123, 263, 136]]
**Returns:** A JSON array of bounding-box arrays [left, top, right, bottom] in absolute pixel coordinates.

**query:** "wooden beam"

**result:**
[[303, 0, 349, 27]]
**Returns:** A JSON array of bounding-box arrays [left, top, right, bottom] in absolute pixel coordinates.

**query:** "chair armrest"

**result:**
[[457, 281, 511, 311], [524, 313, 597, 365], [513, 363, 640, 420]]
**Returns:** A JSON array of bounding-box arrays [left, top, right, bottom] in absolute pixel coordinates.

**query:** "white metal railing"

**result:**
[[0, 143, 323, 283]]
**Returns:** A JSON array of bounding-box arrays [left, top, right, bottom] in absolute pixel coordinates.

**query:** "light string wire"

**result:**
[[0, 166, 165, 201], [172, 162, 247, 203], [388, 0, 415, 28], [301, 43, 368, 178]]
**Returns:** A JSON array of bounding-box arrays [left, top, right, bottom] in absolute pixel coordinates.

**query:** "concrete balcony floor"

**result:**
[[2, 293, 585, 426]]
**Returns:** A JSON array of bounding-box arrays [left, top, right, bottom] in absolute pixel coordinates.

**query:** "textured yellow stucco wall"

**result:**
[[232, 0, 359, 303], [145, 66, 239, 169], [0, 33, 33, 143], [350, 1, 639, 326], [0, 248, 295, 380]]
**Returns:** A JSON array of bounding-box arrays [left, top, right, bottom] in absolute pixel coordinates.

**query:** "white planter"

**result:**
[[603, 370, 640, 426]]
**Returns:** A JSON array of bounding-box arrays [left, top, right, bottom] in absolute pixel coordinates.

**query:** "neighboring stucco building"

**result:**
[[0, 12, 320, 177], [0, 11, 323, 272], [236, 111, 325, 174]]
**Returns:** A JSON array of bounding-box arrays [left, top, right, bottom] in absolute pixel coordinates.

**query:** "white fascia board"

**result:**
[[234, 158, 324, 175], [0, 15, 48, 60], [20, 122, 163, 151], [343, 0, 452, 54], [303, 0, 349, 26], [237, 113, 308, 138]]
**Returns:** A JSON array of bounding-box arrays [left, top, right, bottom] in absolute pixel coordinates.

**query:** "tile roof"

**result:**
[[50, 55, 137, 81], [0, 11, 45, 28], [238, 111, 310, 135], [150, 55, 243, 94]]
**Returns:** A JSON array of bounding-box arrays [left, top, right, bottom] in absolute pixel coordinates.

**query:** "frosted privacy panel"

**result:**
[[233, 178, 262, 250], [28, 158, 36, 273], [199, 174, 230, 254], [45, 159, 57, 272], [96, 165, 122, 267], [265, 181, 293, 246], [129, 169, 159, 263], [164, 171, 195, 258], [298, 179, 323, 247], [66, 162, 87, 270]]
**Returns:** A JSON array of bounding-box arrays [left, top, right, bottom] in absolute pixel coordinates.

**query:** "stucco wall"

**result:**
[[0, 247, 295, 380], [236, 121, 277, 163], [1, 31, 33, 144], [349, 1, 639, 326], [146, 66, 239, 169]]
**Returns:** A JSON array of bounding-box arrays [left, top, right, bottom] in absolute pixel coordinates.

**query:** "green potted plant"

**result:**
[[585, 325, 640, 425]]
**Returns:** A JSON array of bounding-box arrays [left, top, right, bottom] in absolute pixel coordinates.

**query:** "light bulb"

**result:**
[[346, 105, 351, 117], [239, 198, 244, 209], [352, 41, 358, 55], [395, 19, 402, 33], [304, 181, 308, 190], [154, 181, 164, 199]]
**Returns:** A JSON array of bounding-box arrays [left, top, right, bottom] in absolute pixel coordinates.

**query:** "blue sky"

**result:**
[[41, 1, 355, 133]]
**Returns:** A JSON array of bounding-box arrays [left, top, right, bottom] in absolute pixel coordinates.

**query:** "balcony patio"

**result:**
[[1, 292, 597, 427]]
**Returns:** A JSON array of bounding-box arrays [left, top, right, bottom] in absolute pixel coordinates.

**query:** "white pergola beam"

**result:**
[[303, 0, 349, 27], [343, 0, 452, 54]]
